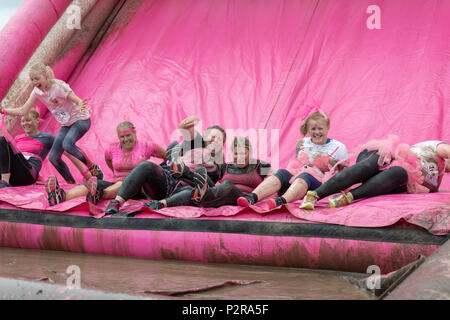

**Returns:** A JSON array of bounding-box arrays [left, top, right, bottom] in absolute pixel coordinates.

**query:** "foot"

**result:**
[[86, 176, 103, 205], [105, 199, 121, 215], [192, 167, 208, 203], [299, 190, 319, 210], [89, 164, 104, 180], [328, 192, 354, 208], [45, 175, 66, 206], [144, 200, 164, 210], [0, 180, 11, 188], [171, 157, 185, 179], [267, 197, 287, 210], [167, 144, 182, 164], [237, 193, 258, 207]]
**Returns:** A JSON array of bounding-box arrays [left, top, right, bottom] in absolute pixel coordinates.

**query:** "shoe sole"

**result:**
[[237, 197, 250, 207], [45, 176, 59, 206], [86, 177, 98, 204], [171, 161, 184, 178], [299, 202, 314, 210], [192, 168, 208, 202], [267, 199, 278, 210], [328, 198, 336, 208]]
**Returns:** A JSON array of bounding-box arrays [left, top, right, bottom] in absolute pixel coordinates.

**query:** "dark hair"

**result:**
[[27, 109, 40, 119], [231, 136, 257, 176], [205, 125, 226, 143]]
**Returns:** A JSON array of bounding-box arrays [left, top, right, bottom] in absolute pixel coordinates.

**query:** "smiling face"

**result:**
[[29, 71, 50, 91], [117, 124, 137, 152], [204, 128, 225, 157], [306, 117, 329, 145], [21, 112, 40, 136], [233, 145, 250, 168]]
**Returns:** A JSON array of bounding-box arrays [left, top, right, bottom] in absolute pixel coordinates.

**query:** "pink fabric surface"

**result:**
[[0, 183, 448, 235]]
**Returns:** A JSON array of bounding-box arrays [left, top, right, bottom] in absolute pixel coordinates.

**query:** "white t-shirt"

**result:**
[[31, 79, 90, 126], [296, 137, 348, 163]]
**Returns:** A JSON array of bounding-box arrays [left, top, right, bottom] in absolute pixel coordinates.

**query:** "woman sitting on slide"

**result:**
[[45, 121, 166, 207], [0, 109, 54, 187], [237, 106, 348, 209], [300, 136, 450, 209], [145, 136, 271, 209]]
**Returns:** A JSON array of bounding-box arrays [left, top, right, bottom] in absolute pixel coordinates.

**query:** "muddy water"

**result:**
[[0, 247, 373, 300]]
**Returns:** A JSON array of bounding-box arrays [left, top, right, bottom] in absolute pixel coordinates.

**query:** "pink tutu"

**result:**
[[286, 152, 338, 184], [359, 135, 428, 194]]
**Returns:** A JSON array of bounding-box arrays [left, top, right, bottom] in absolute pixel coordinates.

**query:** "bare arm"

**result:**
[[104, 155, 114, 174], [67, 91, 87, 111], [1, 95, 37, 116], [152, 143, 167, 160]]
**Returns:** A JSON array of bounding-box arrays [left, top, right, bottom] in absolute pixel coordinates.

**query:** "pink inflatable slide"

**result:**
[[0, 0, 448, 273]]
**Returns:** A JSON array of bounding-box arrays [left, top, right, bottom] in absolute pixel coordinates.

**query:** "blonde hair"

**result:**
[[300, 111, 330, 136], [29, 62, 55, 79]]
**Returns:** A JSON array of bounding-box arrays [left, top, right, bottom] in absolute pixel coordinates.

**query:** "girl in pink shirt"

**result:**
[[45, 121, 166, 210], [1, 63, 102, 184]]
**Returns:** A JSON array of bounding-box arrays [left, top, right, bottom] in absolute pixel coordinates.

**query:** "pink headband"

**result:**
[[300, 104, 328, 127], [118, 128, 136, 137]]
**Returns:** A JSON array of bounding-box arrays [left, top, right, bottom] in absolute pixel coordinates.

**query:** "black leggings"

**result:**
[[165, 180, 244, 208], [117, 161, 173, 201], [315, 150, 408, 200], [0, 137, 37, 186]]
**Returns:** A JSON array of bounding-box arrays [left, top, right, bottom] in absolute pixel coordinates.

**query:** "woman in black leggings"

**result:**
[[300, 138, 450, 209]]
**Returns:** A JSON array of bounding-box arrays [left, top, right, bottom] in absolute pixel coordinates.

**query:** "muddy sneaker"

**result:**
[[167, 144, 182, 164], [192, 167, 208, 203], [267, 197, 287, 210], [144, 200, 164, 210], [237, 193, 258, 207], [89, 164, 104, 180], [105, 200, 121, 215], [86, 177, 104, 205], [171, 158, 185, 179], [328, 192, 354, 208], [45, 175, 66, 206], [299, 190, 319, 210]]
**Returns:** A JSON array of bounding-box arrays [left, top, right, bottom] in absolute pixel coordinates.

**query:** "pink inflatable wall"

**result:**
[[6, 0, 450, 189], [0, 0, 72, 99]]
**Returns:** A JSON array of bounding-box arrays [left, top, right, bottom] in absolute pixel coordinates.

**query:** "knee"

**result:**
[[388, 166, 408, 183], [137, 161, 159, 175], [273, 169, 292, 185], [61, 139, 75, 152], [295, 173, 318, 190]]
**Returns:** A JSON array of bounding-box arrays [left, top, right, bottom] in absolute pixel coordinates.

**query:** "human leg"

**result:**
[[49, 126, 76, 183], [237, 169, 290, 207], [328, 166, 408, 208]]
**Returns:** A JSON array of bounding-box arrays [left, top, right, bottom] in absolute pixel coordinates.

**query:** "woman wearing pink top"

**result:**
[[45, 121, 166, 209], [1, 63, 103, 185]]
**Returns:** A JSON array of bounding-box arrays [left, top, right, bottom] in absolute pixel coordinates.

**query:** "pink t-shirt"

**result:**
[[105, 141, 158, 181], [31, 79, 90, 126]]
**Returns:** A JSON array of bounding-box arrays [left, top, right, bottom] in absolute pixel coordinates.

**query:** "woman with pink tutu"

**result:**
[[237, 105, 348, 209], [299, 135, 450, 209]]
